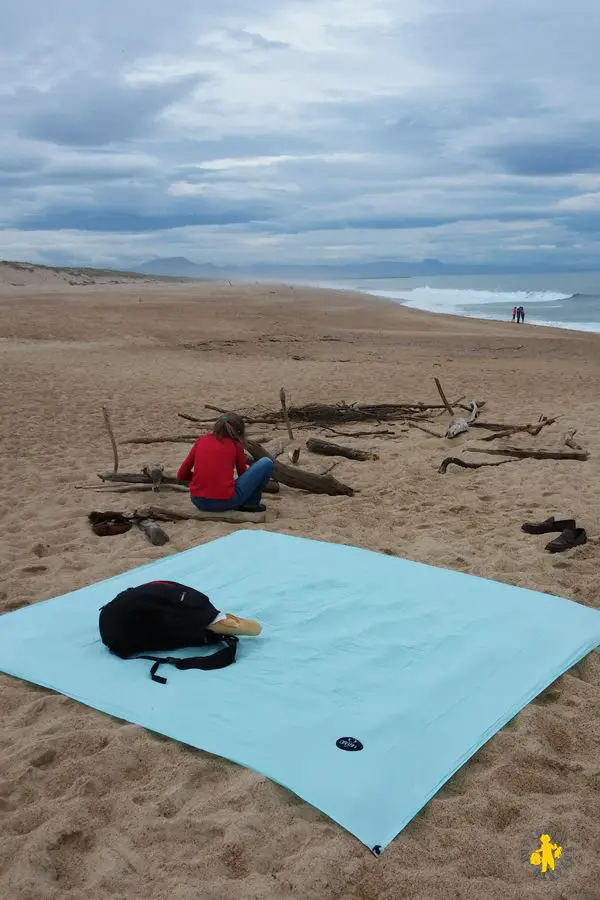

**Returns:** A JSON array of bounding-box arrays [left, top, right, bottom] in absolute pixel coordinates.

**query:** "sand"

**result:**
[[1, 274, 599, 899]]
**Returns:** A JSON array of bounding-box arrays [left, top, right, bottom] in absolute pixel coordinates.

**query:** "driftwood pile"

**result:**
[[79, 378, 589, 544]]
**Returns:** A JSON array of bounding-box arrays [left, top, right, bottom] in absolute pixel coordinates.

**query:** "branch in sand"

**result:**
[[434, 377, 454, 416], [122, 434, 200, 445], [478, 416, 558, 442], [101, 406, 119, 473], [306, 437, 378, 461], [97, 469, 280, 494], [406, 422, 445, 438], [438, 457, 518, 474], [325, 428, 397, 438], [465, 446, 589, 462]]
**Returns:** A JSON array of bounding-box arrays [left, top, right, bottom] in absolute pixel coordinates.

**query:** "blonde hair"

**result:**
[[212, 412, 246, 444]]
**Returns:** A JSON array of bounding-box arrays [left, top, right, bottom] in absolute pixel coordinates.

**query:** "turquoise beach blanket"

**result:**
[[1, 530, 599, 853]]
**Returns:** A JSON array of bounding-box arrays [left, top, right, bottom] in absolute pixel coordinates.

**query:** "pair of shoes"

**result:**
[[208, 615, 262, 637], [521, 517, 587, 553], [239, 503, 267, 513]]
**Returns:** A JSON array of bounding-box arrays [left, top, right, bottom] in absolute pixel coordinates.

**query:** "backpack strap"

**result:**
[[137, 636, 238, 684]]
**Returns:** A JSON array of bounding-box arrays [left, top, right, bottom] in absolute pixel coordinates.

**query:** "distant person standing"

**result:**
[[520, 306, 526, 323], [516, 306, 522, 323], [512, 306, 517, 322]]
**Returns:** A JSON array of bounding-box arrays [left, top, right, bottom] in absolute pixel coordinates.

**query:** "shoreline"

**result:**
[[303, 278, 600, 337]]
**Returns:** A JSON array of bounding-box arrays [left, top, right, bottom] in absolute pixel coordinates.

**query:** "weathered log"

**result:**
[[438, 457, 518, 474], [133, 506, 266, 524], [136, 518, 170, 546], [465, 446, 589, 461], [306, 437, 378, 461], [246, 440, 354, 496]]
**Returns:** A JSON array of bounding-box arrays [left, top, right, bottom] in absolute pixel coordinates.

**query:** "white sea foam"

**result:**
[[363, 286, 573, 315]]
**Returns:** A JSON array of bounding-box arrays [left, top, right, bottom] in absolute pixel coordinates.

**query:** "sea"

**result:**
[[318, 272, 600, 334]]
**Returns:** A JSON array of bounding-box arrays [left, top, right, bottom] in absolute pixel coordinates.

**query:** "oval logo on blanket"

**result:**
[[336, 737, 363, 752]]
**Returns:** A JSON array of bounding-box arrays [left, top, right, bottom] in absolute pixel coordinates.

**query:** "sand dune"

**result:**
[[1, 278, 599, 899]]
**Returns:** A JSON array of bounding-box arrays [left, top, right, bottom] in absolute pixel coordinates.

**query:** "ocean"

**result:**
[[321, 272, 600, 333]]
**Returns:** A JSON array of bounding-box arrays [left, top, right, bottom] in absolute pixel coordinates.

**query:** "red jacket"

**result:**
[[177, 435, 247, 500]]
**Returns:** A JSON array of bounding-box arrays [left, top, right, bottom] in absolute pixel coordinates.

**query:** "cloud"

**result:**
[[1, 0, 600, 268]]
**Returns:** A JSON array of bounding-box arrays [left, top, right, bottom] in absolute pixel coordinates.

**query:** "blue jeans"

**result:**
[[191, 457, 275, 512]]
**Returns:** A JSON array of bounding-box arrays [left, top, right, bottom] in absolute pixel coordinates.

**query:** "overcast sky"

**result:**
[[1, 0, 600, 269]]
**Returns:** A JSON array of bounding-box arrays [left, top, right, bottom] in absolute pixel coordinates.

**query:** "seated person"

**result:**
[[177, 413, 274, 513]]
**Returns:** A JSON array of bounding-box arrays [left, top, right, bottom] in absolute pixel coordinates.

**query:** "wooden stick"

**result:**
[[325, 428, 397, 437], [306, 437, 378, 461], [465, 446, 589, 461], [123, 434, 200, 445], [178, 413, 217, 424], [438, 457, 518, 474], [406, 422, 445, 438], [280, 387, 294, 441], [434, 378, 454, 416], [87, 484, 188, 494], [102, 406, 119, 473]]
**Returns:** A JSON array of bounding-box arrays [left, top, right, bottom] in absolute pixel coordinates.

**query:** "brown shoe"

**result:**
[[208, 615, 262, 637], [522, 516, 576, 535], [545, 528, 587, 553]]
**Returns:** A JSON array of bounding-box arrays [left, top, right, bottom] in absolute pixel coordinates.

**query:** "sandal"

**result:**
[[522, 516, 575, 535], [545, 528, 587, 553]]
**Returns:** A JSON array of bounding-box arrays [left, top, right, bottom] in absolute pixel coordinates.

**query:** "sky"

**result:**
[[2, 0, 600, 270]]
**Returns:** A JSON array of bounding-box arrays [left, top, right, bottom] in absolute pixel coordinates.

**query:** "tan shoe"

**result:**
[[208, 614, 262, 637]]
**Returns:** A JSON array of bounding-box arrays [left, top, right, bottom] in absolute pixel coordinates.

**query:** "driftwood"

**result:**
[[136, 518, 170, 546], [564, 429, 583, 451], [102, 407, 119, 473], [434, 378, 454, 416], [98, 469, 280, 494], [133, 506, 266, 524], [325, 428, 397, 437], [280, 387, 294, 442], [478, 416, 557, 442], [246, 440, 354, 496], [465, 446, 589, 462], [407, 422, 445, 438], [306, 437, 378, 461], [123, 434, 200, 445], [86, 484, 188, 494], [178, 398, 485, 427], [438, 457, 517, 474]]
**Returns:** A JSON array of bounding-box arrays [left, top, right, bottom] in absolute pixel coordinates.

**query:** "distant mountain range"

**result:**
[[133, 256, 600, 280]]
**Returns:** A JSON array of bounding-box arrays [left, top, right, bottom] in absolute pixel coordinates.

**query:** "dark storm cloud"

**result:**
[[487, 139, 600, 177], [13, 74, 204, 147]]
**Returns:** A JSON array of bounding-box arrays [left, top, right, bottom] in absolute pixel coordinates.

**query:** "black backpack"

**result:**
[[99, 580, 238, 684]]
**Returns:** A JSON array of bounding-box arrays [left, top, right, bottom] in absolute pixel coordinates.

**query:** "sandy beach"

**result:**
[[1, 272, 599, 899]]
